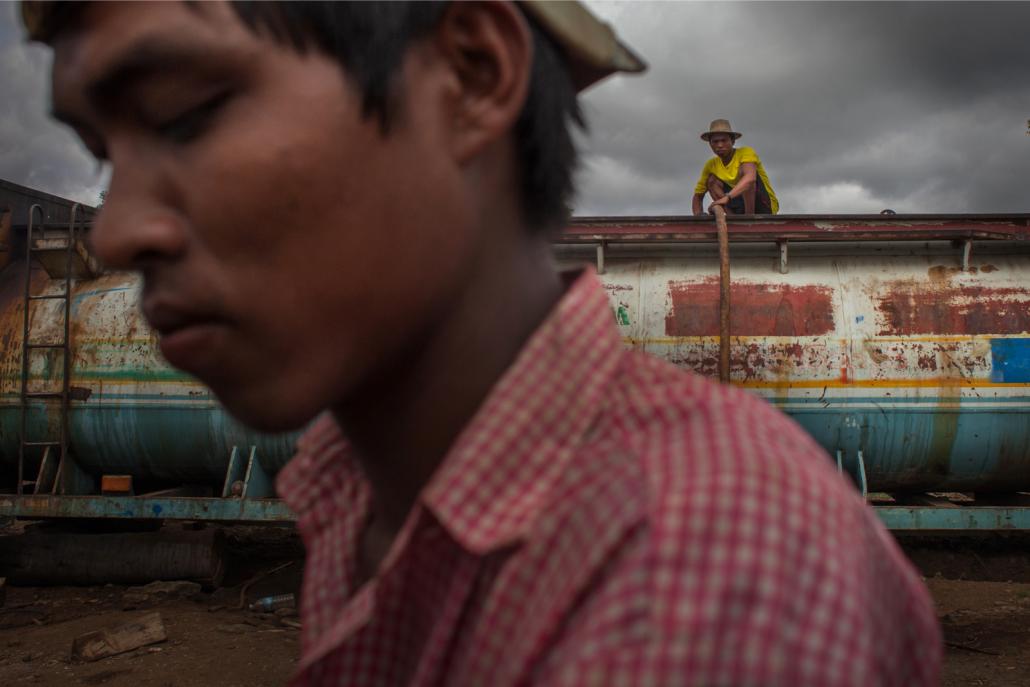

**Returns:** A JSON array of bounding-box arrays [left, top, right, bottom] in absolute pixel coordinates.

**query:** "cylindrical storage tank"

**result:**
[[0, 259, 297, 489], [557, 232, 1030, 493], [3, 219, 1030, 495]]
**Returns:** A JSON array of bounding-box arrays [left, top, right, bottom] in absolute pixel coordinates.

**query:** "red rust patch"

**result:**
[[877, 283, 1030, 335], [665, 278, 836, 337]]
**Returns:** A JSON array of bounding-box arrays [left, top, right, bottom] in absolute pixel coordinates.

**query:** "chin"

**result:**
[[212, 385, 323, 434]]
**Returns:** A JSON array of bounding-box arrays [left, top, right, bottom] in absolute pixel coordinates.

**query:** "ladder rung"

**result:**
[[25, 343, 67, 349], [22, 441, 61, 447], [28, 294, 70, 301], [24, 391, 64, 398], [30, 244, 73, 252]]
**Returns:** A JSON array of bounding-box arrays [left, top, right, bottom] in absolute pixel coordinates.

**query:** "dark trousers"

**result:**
[[721, 178, 773, 215]]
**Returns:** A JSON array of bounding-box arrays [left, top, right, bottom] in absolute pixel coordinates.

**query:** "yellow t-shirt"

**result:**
[[693, 146, 779, 214]]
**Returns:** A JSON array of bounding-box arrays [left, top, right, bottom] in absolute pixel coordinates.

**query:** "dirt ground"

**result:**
[[2, 525, 1029, 686]]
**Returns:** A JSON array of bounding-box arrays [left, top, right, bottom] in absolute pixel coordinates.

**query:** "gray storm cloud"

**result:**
[[0, 3, 108, 207], [0, 1, 1027, 215], [578, 1, 1030, 215]]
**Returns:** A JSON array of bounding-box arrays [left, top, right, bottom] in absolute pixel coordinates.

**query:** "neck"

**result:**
[[719, 148, 735, 164], [332, 220, 563, 536]]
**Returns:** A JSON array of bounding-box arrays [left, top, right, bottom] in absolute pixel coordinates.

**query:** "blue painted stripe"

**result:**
[[0, 495, 294, 522], [991, 338, 1030, 383], [876, 507, 1030, 530]]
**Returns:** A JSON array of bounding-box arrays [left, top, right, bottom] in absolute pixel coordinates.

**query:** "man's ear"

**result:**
[[434, 1, 531, 164]]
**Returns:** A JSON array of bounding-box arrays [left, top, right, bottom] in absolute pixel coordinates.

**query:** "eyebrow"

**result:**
[[52, 36, 228, 125]]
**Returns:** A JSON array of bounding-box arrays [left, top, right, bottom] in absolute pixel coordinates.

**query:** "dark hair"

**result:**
[[228, 1, 585, 231]]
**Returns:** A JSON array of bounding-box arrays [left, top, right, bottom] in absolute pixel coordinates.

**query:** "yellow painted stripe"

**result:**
[[734, 379, 1025, 389], [622, 334, 1021, 346]]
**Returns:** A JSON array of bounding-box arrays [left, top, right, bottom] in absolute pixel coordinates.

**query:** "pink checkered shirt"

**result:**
[[277, 269, 941, 686]]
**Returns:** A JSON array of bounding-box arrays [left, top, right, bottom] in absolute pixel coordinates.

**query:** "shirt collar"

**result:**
[[278, 268, 625, 555]]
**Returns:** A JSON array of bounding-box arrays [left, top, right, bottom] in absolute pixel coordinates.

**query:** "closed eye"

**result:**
[[154, 90, 231, 144]]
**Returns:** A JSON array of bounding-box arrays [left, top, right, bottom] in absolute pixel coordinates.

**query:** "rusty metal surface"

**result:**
[[2, 211, 1030, 513], [0, 527, 226, 585], [560, 214, 1030, 243], [0, 262, 298, 485], [559, 234, 1030, 493], [0, 494, 294, 522]]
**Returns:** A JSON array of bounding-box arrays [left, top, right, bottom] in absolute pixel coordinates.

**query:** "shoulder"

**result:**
[[605, 352, 827, 483], [737, 146, 760, 161], [597, 351, 855, 543], [540, 353, 941, 684]]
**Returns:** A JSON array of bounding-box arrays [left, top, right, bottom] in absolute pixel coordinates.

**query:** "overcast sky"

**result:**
[[1, 1, 1028, 215]]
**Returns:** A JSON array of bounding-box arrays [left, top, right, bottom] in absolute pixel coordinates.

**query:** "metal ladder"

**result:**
[[17, 203, 79, 496]]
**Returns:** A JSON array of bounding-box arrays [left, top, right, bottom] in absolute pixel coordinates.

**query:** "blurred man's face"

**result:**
[[49, 2, 483, 431], [708, 133, 734, 159]]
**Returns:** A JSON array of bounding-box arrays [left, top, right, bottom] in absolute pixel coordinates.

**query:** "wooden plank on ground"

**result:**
[[71, 611, 167, 662]]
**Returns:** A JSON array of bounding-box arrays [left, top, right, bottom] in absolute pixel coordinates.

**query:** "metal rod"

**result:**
[[714, 206, 730, 383]]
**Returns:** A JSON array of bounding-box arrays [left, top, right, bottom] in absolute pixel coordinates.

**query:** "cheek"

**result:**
[[167, 56, 477, 389]]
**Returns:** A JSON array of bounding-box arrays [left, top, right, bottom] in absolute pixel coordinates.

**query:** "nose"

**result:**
[[89, 168, 188, 270]]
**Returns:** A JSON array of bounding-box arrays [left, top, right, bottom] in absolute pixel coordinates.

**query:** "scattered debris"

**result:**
[[71, 612, 167, 662], [238, 561, 294, 610], [132, 581, 202, 599], [122, 580, 202, 609], [0, 607, 49, 631], [249, 593, 295, 613]]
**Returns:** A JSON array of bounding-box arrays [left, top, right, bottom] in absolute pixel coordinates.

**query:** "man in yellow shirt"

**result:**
[[691, 119, 779, 215]]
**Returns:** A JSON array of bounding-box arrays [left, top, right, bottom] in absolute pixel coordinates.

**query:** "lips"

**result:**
[[142, 297, 228, 371], [143, 299, 220, 336]]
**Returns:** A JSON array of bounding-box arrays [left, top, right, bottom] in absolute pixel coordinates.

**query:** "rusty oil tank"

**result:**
[[2, 213, 1030, 495], [0, 257, 296, 488], [557, 215, 1030, 493]]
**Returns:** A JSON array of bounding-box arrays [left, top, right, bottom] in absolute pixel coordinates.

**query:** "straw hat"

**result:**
[[22, 1, 647, 93], [700, 119, 742, 142], [521, 1, 646, 91]]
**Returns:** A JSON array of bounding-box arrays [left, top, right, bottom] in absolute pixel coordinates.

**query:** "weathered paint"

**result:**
[[560, 214, 1030, 245], [0, 264, 299, 485], [4, 214, 1030, 523], [0, 494, 295, 521], [666, 278, 835, 337], [877, 282, 1030, 335], [875, 506, 1030, 531], [557, 223, 1030, 494]]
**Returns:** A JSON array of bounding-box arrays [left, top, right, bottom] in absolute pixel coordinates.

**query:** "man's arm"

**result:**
[[708, 162, 758, 214], [692, 162, 714, 215]]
